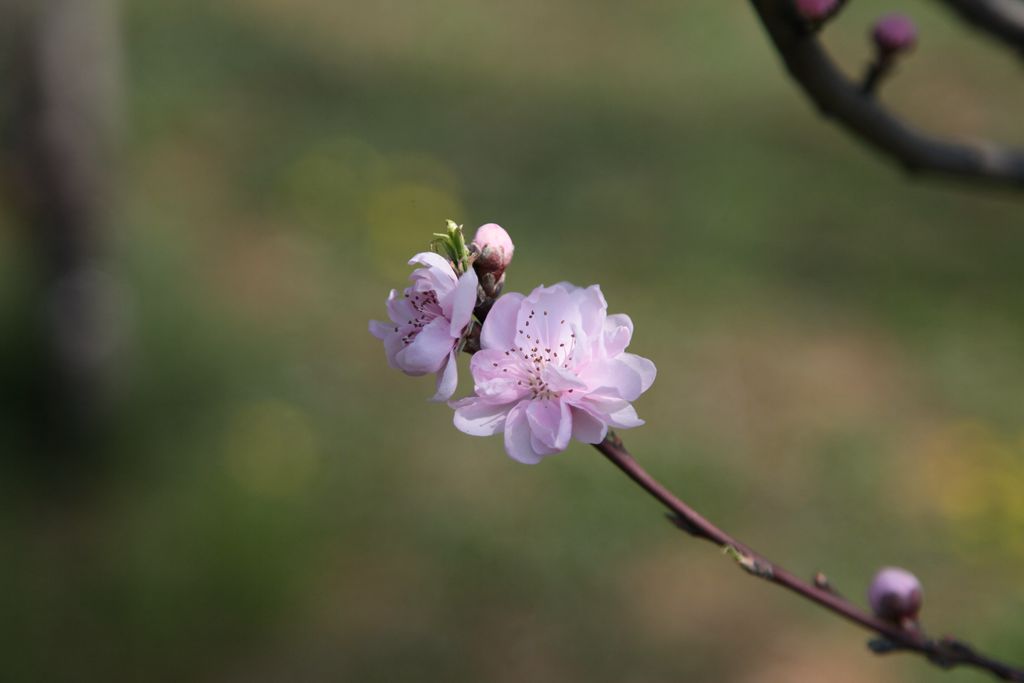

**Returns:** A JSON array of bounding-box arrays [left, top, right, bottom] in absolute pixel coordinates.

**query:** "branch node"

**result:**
[[665, 511, 707, 539], [928, 637, 977, 670], [868, 638, 909, 655], [723, 545, 774, 578], [860, 58, 891, 96], [813, 570, 843, 597]]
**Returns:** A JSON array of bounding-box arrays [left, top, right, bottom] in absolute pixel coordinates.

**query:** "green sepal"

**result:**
[[429, 219, 472, 274]]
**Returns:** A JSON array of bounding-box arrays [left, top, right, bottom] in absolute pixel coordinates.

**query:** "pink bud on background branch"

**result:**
[[794, 0, 842, 25], [862, 14, 918, 95], [869, 566, 923, 625], [370, 222, 1024, 681]]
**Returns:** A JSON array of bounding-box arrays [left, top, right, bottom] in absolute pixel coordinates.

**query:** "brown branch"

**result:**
[[934, 0, 1024, 56], [593, 434, 1024, 681], [749, 0, 1024, 188], [458, 244, 1021, 679]]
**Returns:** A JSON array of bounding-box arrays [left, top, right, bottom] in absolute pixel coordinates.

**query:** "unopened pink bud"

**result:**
[[872, 14, 917, 55], [795, 0, 839, 22], [471, 223, 514, 274], [868, 567, 922, 622]]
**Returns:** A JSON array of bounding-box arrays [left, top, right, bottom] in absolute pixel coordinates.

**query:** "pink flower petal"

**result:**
[[474, 377, 528, 403], [452, 397, 512, 436], [515, 286, 576, 352], [564, 322, 594, 368], [526, 399, 571, 451], [530, 431, 563, 457], [607, 403, 644, 429], [578, 357, 643, 400], [470, 350, 529, 402], [572, 284, 608, 339], [408, 251, 454, 272], [448, 268, 478, 336], [603, 313, 633, 356], [504, 402, 544, 464], [541, 364, 587, 392], [386, 289, 417, 324], [368, 320, 391, 340], [369, 319, 405, 369], [572, 392, 630, 421], [570, 406, 607, 444], [619, 353, 656, 393], [395, 316, 454, 374], [431, 350, 459, 402], [409, 252, 457, 299], [480, 292, 524, 350], [470, 349, 519, 380]]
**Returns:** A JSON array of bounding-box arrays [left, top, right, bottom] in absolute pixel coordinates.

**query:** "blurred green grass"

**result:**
[[1, 1, 1024, 681]]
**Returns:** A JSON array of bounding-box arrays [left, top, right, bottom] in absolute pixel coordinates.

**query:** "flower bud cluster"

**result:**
[[469, 223, 513, 300], [371, 220, 656, 463]]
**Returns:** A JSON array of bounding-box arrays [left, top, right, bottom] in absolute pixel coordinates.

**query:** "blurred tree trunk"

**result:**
[[0, 0, 123, 471]]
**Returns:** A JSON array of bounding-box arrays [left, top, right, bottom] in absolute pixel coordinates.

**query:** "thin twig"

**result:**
[[748, 0, 1024, 187], [593, 435, 1024, 681]]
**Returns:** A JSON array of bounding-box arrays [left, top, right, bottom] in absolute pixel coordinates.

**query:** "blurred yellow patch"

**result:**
[[365, 182, 464, 279], [223, 400, 320, 497], [281, 136, 387, 234], [278, 135, 464, 279], [910, 420, 1024, 561]]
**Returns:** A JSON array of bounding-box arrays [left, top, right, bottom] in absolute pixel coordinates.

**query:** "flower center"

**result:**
[[397, 290, 442, 346], [509, 307, 578, 400]]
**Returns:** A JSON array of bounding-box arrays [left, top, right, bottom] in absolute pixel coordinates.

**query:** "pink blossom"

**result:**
[[451, 283, 655, 464], [370, 252, 478, 401]]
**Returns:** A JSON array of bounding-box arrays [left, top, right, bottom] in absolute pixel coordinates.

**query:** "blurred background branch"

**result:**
[[749, 0, 1024, 187]]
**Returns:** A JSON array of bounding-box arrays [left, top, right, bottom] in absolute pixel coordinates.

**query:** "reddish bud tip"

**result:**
[[795, 0, 839, 22], [868, 567, 922, 623], [470, 223, 514, 274], [872, 14, 917, 54]]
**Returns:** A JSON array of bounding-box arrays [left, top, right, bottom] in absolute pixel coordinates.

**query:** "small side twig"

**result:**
[[813, 570, 844, 598], [594, 435, 1024, 681], [665, 511, 711, 540]]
